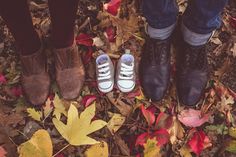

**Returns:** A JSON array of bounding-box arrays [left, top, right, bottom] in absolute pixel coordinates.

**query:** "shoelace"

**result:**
[[119, 62, 134, 80], [97, 62, 111, 81], [184, 46, 207, 70], [149, 39, 168, 64]]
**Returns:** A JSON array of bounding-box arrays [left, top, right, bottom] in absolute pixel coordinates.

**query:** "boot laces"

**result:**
[[185, 46, 207, 70], [149, 39, 168, 64]]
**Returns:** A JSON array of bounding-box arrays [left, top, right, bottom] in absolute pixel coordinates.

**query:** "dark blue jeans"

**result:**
[[143, 0, 228, 34]]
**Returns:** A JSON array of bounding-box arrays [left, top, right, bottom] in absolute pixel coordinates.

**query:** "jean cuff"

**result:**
[[147, 23, 176, 40], [181, 23, 213, 46]]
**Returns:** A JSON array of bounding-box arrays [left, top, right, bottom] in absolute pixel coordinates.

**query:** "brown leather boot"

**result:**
[[20, 46, 50, 105], [54, 42, 85, 100]]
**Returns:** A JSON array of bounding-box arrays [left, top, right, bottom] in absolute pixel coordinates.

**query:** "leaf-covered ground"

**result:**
[[0, 0, 236, 156]]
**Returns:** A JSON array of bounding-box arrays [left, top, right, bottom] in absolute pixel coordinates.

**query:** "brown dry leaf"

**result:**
[[215, 58, 231, 77], [230, 42, 236, 57], [113, 134, 130, 156], [106, 92, 133, 116], [217, 95, 234, 114], [97, 4, 140, 52], [168, 116, 185, 144], [0, 112, 24, 126]]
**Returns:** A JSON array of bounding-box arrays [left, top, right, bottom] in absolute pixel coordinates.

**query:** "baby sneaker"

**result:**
[[116, 49, 135, 93], [96, 50, 114, 93]]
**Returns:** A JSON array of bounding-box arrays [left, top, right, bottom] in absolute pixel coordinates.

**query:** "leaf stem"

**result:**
[[52, 144, 70, 157]]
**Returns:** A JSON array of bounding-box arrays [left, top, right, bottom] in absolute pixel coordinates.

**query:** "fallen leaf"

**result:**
[[135, 132, 149, 146], [93, 37, 104, 47], [153, 129, 169, 146], [18, 129, 53, 157], [82, 48, 94, 65], [230, 16, 236, 30], [107, 113, 126, 134], [107, 92, 132, 116], [178, 109, 210, 127], [10, 86, 22, 97], [0, 146, 7, 157], [104, 26, 116, 42], [226, 140, 236, 153], [143, 138, 161, 157], [114, 134, 130, 156], [229, 127, 236, 138], [81, 95, 97, 107], [179, 146, 192, 157], [141, 105, 155, 126], [43, 98, 53, 118], [188, 130, 211, 156], [52, 103, 107, 146], [0, 74, 6, 84], [85, 141, 108, 157], [104, 0, 121, 16], [53, 94, 67, 120], [205, 124, 228, 135], [76, 33, 93, 46], [168, 116, 185, 144], [27, 108, 42, 122]]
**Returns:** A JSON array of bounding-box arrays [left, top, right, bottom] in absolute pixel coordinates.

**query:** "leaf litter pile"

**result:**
[[0, 0, 236, 156]]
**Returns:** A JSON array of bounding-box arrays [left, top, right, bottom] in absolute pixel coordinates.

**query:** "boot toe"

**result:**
[[22, 74, 50, 105], [57, 69, 85, 100]]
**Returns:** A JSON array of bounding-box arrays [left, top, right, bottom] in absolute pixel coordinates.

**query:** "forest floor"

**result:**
[[0, 0, 236, 157]]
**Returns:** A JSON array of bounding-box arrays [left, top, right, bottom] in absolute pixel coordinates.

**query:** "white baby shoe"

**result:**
[[116, 49, 135, 93], [96, 50, 114, 93]]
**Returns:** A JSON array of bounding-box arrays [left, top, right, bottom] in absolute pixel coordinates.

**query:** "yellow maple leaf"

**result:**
[[52, 103, 107, 146], [85, 141, 109, 157], [143, 138, 161, 157], [27, 108, 42, 122], [18, 129, 53, 157], [107, 113, 126, 135], [53, 94, 67, 120]]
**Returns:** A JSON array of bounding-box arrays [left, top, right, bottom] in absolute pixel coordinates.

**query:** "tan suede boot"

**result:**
[[54, 42, 85, 100], [20, 46, 50, 105]]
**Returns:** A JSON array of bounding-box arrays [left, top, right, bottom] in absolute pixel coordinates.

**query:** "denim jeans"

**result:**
[[143, 0, 228, 45]]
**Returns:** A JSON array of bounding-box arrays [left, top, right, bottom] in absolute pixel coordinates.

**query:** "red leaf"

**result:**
[[155, 112, 165, 127], [81, 95, 97, 107], [153, 129, 169, 146], [82, 47, 94, 65], [104, 0, 121, 16], [141, 105, 155, 126], [135, 132, 149, 146], [105, 26, 116, 42], [76, 33, 93, 46], [0, 146, 7, 157], [178, 109, 210, 127], [10, 86, 22, 97], [230, 17, 236, 29], [127, 88, 141, 98], [188, 130, 207, 156], [0, 74, 6, 84]]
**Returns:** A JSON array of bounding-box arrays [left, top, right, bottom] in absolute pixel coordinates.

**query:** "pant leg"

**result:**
[[48, 0, 79, 49], [182, 0, 228, 46], [142, 0, 178, 40], [0, 0, 41, 55]]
